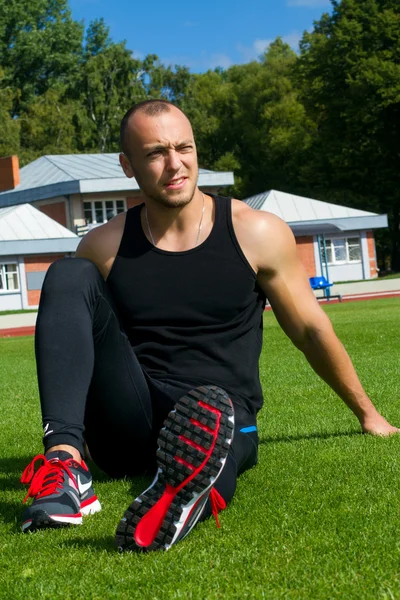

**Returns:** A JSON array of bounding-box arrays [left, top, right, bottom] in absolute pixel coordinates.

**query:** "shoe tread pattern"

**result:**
[[23, 510, 72, 532], [115, 385, 234, 552]]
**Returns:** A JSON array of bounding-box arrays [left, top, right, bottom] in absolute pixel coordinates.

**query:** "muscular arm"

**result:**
[[234, 204, 398, 435]]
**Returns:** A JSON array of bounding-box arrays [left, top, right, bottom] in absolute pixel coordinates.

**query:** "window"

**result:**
[[83, 200, 126, 225], [0, 263, 19, 292], [320, 237, 361, 265]]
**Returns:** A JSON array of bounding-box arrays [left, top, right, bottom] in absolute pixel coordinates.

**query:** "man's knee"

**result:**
[[42, 257, 103, 295]]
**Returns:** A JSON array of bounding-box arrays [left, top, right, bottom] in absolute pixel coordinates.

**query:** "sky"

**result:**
[[69, 0, 333, 72]]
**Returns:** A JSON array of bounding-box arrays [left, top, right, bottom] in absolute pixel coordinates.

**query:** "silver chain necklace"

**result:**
[[145, 193, 205, 248]]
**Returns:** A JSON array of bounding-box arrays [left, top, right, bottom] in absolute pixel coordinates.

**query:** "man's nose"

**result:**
[[166, 150, 182, 171]]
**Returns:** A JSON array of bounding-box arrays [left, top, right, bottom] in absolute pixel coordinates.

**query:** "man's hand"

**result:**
[[360, 412, 400, 436]]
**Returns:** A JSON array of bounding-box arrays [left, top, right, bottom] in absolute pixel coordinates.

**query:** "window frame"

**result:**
[[0, 261, 20, 294], [83, 199, 127, 225], [320, 236, 362, 266]]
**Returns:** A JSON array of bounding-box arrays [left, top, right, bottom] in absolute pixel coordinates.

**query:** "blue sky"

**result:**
[[69, 0, 333, 72]]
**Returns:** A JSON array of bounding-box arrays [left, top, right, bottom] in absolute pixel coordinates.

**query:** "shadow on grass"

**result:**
[[260, 430, 362, 445], [0, 500, 24, 529], [59, 535, 117, 553]]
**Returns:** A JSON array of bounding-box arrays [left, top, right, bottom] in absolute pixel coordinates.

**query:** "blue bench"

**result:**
[[309, 276, 342, 302]]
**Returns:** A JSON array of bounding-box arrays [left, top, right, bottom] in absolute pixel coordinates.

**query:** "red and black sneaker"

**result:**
[[21, 450, 101, 532], [115, 385, 234, 552]]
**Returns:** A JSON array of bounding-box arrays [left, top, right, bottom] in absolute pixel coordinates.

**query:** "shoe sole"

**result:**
[[115, 385, 234, 552], [21, 500, 100, 532], [81, 497, 102, 516], [22, 510, 82, 532]]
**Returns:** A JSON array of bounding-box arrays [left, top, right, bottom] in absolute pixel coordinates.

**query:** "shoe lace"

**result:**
[[20, 454, 76, 504], [209, 487, 227, 529]]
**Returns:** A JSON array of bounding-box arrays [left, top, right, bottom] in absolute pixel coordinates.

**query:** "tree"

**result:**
[[79, 38, 144, 152], [0, 70, 20, 157], [297, 0, 400, 269], [0, 0, 84, 114], [183, 40, 316, 199], [78, 19, 193, 153], [19, 87, 81, 163]]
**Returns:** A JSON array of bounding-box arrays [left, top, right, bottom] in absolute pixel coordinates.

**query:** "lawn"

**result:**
[[1, 298, 400, 599]]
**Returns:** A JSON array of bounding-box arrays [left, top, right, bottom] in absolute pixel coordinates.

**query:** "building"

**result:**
[[0, 155, 388, 312], [0, 203, 78, 310], [244, 190, 387, 282]]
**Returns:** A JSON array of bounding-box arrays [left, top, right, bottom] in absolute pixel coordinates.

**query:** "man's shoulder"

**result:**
[[230, 198, 296, 273], [231, 198, 287, 238], [75, 211, 127, 278]]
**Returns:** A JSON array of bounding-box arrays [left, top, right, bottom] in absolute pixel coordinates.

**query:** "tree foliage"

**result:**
[[297, 0, 400, 268], [0, 0, 399, 267]]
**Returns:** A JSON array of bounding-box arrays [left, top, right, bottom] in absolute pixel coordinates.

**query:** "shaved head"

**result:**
[[120, 100, 188, 157], [119, 99, 198, 209]]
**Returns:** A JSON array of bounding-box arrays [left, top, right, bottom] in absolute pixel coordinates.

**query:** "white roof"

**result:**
[[244, 189, 378, 221], [0, 204, 77, 241]]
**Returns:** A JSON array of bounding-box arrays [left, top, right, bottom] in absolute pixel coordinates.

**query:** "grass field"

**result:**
[[1, 298, 400, 599]]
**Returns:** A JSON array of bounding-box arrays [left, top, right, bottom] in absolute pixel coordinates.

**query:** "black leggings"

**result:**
[[35, 258, 258, 506]]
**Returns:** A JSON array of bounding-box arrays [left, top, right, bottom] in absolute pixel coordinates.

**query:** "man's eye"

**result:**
[[149, 150, 161, 157]]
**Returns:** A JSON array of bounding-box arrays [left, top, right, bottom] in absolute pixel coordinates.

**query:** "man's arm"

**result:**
[[241, 208, 398, 435]]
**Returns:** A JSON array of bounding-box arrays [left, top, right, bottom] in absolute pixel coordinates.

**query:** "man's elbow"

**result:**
[[292, 320, 335, 354]]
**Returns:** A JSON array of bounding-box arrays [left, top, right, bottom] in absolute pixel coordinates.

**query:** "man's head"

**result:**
[[119, 100, 198, 208]]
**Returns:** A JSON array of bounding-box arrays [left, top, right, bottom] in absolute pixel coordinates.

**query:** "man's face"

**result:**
[[120, 107, 199, 208]]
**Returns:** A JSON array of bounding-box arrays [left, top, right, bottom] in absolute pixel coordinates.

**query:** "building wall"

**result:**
[[38, 201, 67, 227], [366, 231, 378, 278], [0, 254, 23, 310], [314, 231, 367, 282], [325, 262, 364, 282], [295, 236, 316, 277], [24, 254, 65, 306]]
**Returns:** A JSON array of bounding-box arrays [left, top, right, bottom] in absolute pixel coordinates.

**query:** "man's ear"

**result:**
[[119, 153, 136, 179]]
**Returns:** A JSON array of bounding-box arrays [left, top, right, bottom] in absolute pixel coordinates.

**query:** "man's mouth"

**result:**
[[165, 177, 187, 189]]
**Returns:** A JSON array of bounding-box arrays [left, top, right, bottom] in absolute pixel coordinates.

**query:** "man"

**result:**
[[21, 100, 398, 551]]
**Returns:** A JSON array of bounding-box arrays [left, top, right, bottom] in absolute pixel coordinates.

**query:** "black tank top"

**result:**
[[107, 195, 266, 416]]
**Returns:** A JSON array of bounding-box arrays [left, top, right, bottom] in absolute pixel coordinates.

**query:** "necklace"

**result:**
[[145, 193, 205, 248]]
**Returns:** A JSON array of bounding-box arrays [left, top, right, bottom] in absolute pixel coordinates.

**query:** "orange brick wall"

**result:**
[[366, 231, 378, 278], [24, 255, 64, 273], [24, 254, 65, 306], [27, 290, 41, 306], [126, 196, 144, 209], [39, 202, 67, 227], [295, 236, 316, 277]]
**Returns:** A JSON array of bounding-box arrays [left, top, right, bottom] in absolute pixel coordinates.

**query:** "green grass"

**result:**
[[1, 298, 400, 599], [0, 309, 38, 316]]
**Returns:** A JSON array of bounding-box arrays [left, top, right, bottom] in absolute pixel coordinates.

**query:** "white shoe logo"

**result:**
[[43, 423, 54, 437], [77, 475, 92, 495]]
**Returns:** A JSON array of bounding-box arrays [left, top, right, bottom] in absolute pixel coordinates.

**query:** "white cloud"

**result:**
[[206, 53, 233, 70], [253, 39, 274, 55], [287, 0, 331, 7], [237, 31, 302, 62], [160, 52, 233, 71], [281, 32, 303, 49]]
